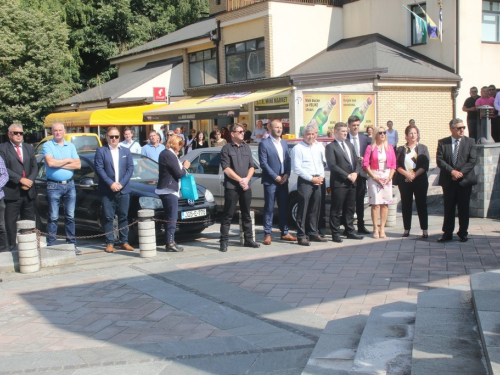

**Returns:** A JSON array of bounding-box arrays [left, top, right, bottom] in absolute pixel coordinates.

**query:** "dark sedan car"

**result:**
[[34, 152, 217, 243]]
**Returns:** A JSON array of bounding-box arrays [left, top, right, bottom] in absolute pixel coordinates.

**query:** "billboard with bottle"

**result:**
[[302, 93, 376, 136], [342, 94, 375, 132], [302, 93, 340, 137]]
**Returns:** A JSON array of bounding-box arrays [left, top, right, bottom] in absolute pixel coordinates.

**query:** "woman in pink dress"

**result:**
[[363, 126, 397, 239]]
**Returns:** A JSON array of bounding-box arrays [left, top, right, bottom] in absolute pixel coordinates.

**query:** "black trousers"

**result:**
[[442, 181, 472, 237], [296, 177, 321, 239], [4, 194, 35, 249], [220, 187, 252, 242], [467, 118, 478, 142], [330, 185, 356, 236], [398, 177, 428, 231], [159, 194, 178, 245]]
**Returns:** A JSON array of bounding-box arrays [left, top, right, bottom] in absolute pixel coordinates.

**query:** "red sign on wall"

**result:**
[[153, 87, 166, 101]]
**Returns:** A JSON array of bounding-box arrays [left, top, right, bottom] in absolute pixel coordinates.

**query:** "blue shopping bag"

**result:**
[[180, 174, 199, 200]]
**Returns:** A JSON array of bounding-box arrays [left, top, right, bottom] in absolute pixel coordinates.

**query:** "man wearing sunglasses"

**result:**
[[436, 118, 477, 243], [95, 127, 135, 253], [219, 123, 260, 252], [0, 124, 38, 251]]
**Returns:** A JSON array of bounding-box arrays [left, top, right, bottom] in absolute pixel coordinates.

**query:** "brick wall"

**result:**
[[376, 86, 454, 159]]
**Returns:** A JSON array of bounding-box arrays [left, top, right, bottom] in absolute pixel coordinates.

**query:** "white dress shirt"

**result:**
[[271, 136, 284, 174], [109, 145, 120, 183], [291, 141, 325, 181]]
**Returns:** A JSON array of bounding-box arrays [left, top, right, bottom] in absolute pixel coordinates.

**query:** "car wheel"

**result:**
[[287, 193, 299, 228]]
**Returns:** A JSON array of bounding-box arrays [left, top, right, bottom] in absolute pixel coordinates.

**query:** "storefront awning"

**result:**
[[142, 87, 290, 122], [43, 104, 167, 128]]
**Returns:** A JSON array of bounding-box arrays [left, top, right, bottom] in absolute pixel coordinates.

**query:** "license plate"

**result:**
[[181, 209, 206, 220]]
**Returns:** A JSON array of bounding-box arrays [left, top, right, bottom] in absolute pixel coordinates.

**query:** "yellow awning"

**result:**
[[43, 104, 167, 128], [143, 87, 290, 122]]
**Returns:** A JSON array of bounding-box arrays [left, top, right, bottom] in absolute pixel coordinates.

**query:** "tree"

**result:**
[[0, 0, 79, 132]]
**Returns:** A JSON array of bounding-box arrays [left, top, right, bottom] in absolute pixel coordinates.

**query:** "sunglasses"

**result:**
[[232, 130, 245, 134], [108, 135, 119, 139], [11, 131, 23, 136], [455, 126, 466, 131], [378, 131, 386, 135]]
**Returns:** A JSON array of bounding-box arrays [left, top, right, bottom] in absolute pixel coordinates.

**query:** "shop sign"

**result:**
[[302, 93, 375, 136], [254, 96, 289, 111], [144, 109, 240, 122], [153, 87, 166, 101]]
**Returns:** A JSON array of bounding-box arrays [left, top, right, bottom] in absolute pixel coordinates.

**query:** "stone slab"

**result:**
[[0, 245, 76, 274]]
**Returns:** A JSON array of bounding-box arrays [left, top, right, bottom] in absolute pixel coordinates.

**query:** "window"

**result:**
[[225, 38, 265, 83], [483, 1, 500, 42], [189, 48, 217, 87], [411, 3, 427, 46], [188, 152, 221, 175]]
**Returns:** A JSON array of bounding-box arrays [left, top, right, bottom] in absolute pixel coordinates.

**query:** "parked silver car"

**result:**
[[181, 146, 332, 226]]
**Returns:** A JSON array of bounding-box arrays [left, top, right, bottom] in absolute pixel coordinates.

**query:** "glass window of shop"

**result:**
[[253, 95, 290, 135], [226, 38, 265, 83], [189, 48, 218, 87]]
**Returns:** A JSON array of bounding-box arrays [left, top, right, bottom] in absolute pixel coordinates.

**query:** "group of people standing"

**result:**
[[462, 85, 500, 142]]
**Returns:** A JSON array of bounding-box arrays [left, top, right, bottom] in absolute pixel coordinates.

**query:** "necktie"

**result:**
[[352, 137, 359, 157], [453, 139, 460, 167], [341, 142, 353, 170], [16, 145, 25, 178]]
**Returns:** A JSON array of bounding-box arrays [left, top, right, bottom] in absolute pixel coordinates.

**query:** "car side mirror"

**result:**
[[80, 178, 94, 187]]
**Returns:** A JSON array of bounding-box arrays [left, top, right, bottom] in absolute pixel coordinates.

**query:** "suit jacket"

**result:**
[[325, 140, 359, 188], [0, 142, 38, 200], [395, 143, 430, 184], [347, 132, 369, 159], [437, 136, 477, 188], [95, 145, 134, 195], [258, 137, 291, 185], [157, 148, 187, 192]]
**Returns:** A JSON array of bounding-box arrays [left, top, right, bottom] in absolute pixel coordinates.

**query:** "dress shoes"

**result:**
[[309, 235, 328, 242], [120, 243, 135, 251], [166, 243, 184, 252], [332, 235, 343, 243], [244, 240, 260, 248], [105, 244, 114, 253], [297, 238, 310, 246], [220, 242, 228, 252], [437, 234, 453, 243], [263, 235, 272, 245], [358, 226, 371, 235], [346, 233, 363, 240], [281, 233, 297, 241], [402, 231, 410, 238], [459, 235, 469, 242]]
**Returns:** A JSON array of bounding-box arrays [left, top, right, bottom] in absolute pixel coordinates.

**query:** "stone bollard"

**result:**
[[386, 188, 398, 227], [239, 210, 255, 245], [137, 209, 156, 258], [17, 220, 39, 273]]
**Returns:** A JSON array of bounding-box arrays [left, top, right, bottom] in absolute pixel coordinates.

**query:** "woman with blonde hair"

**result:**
[[363, 126, 397, 238], [156, 135, 191, 252]]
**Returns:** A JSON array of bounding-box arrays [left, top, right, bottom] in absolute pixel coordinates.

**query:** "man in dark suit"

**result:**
[[326, 122, 364, 243], [436, 118, 477, 242], [95, 127, 135, 253], [258, 120, 297, 245], [0, 124, 38, 250], [345, 115, 370, 234]]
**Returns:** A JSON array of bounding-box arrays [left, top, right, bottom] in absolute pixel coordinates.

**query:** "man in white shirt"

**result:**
[[291, 125, 327, 246], [95, 127, 135, 253], [120, 127, 142, 154]]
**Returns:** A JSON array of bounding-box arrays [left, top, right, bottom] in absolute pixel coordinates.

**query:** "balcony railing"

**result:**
[[227, 0, 349, 12]]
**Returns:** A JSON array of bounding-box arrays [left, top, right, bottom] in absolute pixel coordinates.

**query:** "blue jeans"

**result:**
[[102, 193, 130, 245], [46, 180, 76, 246]]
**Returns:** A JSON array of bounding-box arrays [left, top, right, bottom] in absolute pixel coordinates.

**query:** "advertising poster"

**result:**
[[342, 94, 376, 132], [302, 93, 340, 136]]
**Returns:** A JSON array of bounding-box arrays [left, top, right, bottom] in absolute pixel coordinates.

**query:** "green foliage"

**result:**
[[0, 0, 79, 132]]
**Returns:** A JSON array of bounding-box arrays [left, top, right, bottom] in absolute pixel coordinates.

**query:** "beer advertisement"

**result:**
[[302, 93, 340, 136], [341, 94, 376, 132]]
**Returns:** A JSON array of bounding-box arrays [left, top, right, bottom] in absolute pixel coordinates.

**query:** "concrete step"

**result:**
[[471, 270, 500, 375], [351, 299, 417, 375], [411, 284, 487, 375], [0, 245, 76, 274], [302, 315, 368, 375]]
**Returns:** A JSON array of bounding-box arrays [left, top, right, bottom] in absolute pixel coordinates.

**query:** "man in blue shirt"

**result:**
[[141, 130, 165, 162], [42, 122, 81, 255], [291, 125, 327, 246]]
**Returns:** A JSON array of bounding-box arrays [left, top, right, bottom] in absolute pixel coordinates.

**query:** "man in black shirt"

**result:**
[[219, 123, 260, 252], [243, 122, 252, 143], [462, 86, 479, 141]]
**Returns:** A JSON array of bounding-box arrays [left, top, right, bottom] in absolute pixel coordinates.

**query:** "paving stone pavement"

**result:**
[[0, 209, 500, 374]]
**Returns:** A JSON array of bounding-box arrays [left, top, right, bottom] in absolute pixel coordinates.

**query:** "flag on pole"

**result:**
[[403, 5, 428, 44], [439, 5, 443, 42], [413, 0, 440, 39]]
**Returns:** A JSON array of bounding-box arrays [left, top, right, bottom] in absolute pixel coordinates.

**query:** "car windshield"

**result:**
[[131, 154, 159, 182], [70, 136, 100, 152]]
